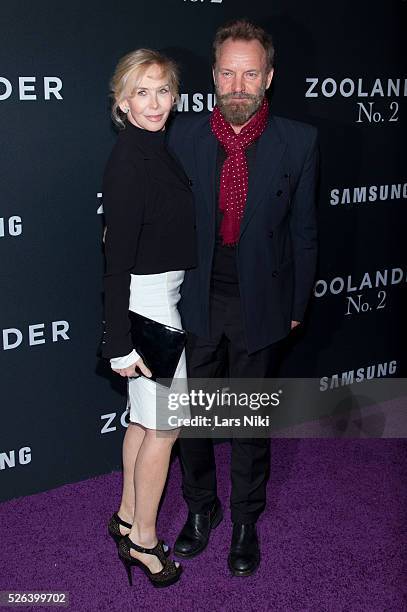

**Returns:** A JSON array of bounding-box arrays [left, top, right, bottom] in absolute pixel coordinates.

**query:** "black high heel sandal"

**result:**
[[118, 535, 182, 588], [108, 513, 170, 556]]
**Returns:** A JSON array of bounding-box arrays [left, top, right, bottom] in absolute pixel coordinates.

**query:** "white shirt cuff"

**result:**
[[110, 349, 140, 370]]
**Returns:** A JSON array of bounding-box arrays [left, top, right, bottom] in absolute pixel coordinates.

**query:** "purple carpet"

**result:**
[[1, 440, 406, 611]]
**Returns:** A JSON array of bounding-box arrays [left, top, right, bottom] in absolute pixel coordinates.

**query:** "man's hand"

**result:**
[[112, 357, 152, 378], [291, 320, 301, 330]]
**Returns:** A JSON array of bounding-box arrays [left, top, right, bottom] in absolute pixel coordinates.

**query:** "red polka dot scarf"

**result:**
[[210, 97, 269, 246]]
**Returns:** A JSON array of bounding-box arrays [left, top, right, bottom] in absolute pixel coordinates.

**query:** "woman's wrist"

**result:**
[[110, 349, 140, 370]]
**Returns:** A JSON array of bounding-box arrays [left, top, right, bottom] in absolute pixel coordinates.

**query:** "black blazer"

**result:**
[[101, 123, 196, 360], [167, 111, 319, 354]]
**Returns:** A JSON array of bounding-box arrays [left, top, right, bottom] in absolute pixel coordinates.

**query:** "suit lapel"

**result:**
[[239, 114, 287, 239], [194, 118, 217, 218]]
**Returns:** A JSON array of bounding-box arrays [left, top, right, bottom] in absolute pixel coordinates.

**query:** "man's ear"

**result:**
[[265, 68, 274, 90]]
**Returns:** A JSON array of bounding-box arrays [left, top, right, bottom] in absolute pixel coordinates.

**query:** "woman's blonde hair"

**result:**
[[110, 48, 179, 129]]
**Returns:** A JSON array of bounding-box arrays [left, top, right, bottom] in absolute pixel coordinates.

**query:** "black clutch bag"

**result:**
[[128, 311, 187, 387]]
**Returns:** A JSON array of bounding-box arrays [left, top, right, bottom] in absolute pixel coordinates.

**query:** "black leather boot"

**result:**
[[174, 498, 223, 558], [228, 523, 260, 576]]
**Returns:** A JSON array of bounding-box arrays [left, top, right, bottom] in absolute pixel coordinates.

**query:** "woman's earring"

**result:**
[[123, 107, 129, 113]]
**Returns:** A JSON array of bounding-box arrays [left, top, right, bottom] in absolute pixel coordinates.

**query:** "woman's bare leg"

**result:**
[[117, 422, 146, 534], [128, 427, 180, 573]]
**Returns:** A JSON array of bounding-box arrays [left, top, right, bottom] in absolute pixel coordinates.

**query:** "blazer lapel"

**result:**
[[194, 119, 217, 218], [239, 114, 287, 238]]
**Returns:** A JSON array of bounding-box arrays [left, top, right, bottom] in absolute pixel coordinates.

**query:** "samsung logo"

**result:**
[[177, 93, 216, 112], [0, 216, 22, 237], [330, 183, 407, 205], [320, 360, 397, 391], [0, 447, 32, 470]]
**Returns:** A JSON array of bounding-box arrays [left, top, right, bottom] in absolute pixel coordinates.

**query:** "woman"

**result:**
[[100, 49, 196, 587]]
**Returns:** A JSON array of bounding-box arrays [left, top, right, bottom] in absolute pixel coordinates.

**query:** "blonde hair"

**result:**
[[110, 48, 179, 129]]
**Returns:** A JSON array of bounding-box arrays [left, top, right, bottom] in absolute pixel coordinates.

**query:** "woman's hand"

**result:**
[[112, 357, 152, 378]]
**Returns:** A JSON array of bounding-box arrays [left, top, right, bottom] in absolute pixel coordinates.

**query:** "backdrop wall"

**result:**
[[1, 0, 405, 501]]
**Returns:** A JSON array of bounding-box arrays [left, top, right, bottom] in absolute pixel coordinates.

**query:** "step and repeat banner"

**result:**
[[1, 0, 405, 501]]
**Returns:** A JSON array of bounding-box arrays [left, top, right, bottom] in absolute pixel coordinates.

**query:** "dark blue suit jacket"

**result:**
[[167, 111, 319, 354]]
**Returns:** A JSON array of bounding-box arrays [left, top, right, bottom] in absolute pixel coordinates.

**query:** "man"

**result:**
[[167, 19, 319, 576]]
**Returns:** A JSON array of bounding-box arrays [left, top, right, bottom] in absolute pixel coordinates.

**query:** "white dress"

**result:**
[[110, 270, 189, 430]]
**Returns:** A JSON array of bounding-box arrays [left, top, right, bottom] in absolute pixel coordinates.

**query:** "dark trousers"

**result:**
[[178, 291, 282, 524]]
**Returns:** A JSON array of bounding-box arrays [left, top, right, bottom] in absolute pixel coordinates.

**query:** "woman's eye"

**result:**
[[137, 90, 147, 96], [160, 88, 170, 94]]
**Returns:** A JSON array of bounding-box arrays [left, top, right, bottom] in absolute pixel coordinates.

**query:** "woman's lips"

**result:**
[[146, 114, 164, 122]]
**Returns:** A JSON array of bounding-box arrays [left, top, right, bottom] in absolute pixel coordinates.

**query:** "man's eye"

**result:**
[[247, 72, 258, 78], [222, 72, 232, 77]]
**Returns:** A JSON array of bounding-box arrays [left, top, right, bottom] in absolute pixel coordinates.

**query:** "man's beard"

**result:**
[[215, 83, 266, 126]]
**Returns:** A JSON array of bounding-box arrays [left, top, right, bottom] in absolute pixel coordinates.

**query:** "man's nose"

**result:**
[[233, 74, 245, 93]]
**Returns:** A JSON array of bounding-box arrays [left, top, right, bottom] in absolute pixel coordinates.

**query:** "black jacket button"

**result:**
[[272, 270, 279, 277], [276, 190, 283, 196], [269, 231, 274, 238]]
